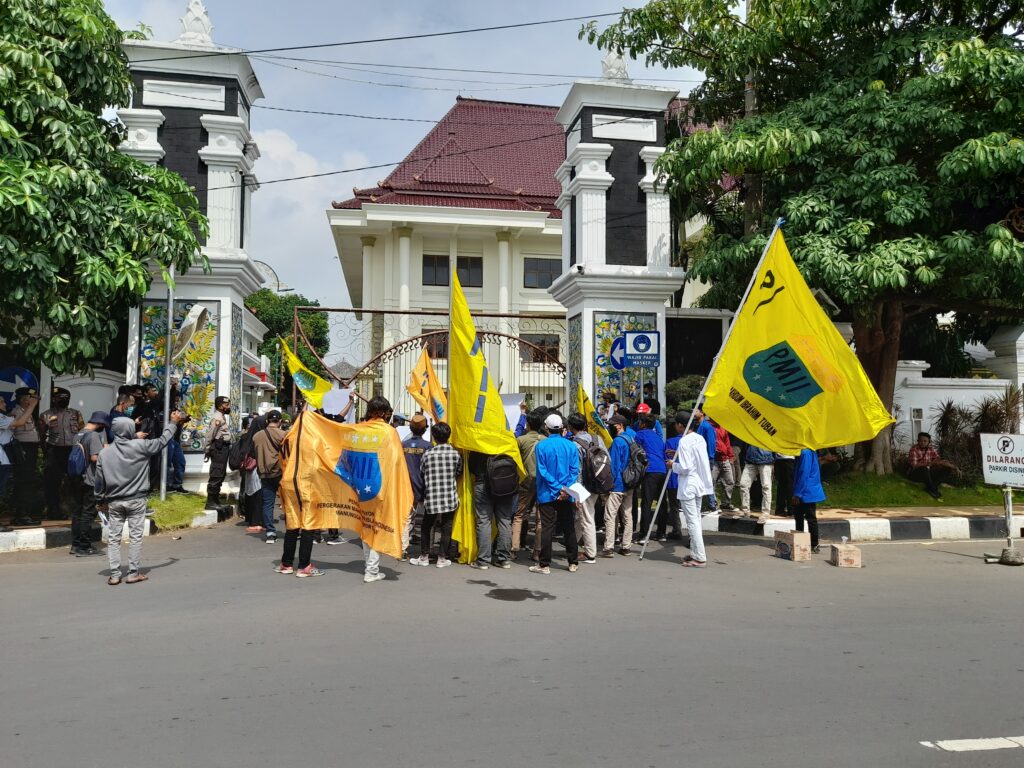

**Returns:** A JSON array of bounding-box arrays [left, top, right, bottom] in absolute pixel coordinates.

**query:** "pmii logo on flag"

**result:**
[[292, 369, 316, 392], [335, 449, 383, 502], [743, 336, 843, 408]]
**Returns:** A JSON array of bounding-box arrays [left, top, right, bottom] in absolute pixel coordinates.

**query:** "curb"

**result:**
[[704, 513, 1024, 542]]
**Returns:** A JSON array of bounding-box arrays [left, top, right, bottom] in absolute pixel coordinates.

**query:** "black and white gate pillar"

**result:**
[[548, 56, 685, 411]]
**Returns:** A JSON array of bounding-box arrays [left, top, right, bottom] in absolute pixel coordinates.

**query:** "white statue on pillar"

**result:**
[[177, 0, 214, 46], [601, 50, 631, 81]]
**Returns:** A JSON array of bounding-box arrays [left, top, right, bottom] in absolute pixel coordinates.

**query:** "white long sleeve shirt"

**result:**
[[672, 432, 714, 499]]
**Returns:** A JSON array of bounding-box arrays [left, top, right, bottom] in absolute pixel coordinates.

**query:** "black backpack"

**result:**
[[576, 438, 614, 494], [486, 453, 519, 497], [621, 437, 649, 490], [229, 431, 255, 471]]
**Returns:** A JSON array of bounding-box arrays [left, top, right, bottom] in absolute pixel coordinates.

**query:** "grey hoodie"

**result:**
[[96, 418, 176, 501]]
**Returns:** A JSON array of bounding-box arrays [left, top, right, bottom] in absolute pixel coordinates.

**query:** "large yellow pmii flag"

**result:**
[[280, 338, 332, 410], [407, 347, 448, 422], [578, 383, 613, 449], [703, 229, 893, 453], [278, 411, 412, 559], [452, 449, 478, 564], [447, 273, 525, 475]]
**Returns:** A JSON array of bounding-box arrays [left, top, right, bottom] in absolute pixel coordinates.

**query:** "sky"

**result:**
[[103, 1, 703, 309]]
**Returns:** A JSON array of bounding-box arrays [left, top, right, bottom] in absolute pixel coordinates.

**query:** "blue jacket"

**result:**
[[793, 448, 826, 503], [513, 413, 527, 438], [634, 427, 666, 474], [402, 435, 431, 502], [666, 435, 681, 489], [696, 420, 716, 461], [609, 433, 631, 493], [535, 433, 580, 504], [625, 426, 637, 441], [744, 445, 776, 465]]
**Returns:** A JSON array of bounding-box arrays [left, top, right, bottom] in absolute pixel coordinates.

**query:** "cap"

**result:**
[[52, 387, 70, 397], [544, 413, 564, 431], [608, 414, 627, 426], [410, 413, 428, 428], [636, 403, 652, 415], [87, 410, 111, 427], [14, 387, 37, 398], [266, 410, 282, 422]]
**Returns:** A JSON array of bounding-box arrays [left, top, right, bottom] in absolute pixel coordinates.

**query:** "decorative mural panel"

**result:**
[[593, 312, 657, 406], [230, 303, 243, 435], [140, 300, 219, 453], [567, 314, 582, 404]]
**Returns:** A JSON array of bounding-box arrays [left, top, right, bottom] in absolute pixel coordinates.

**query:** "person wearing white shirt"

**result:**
[[671, 411, 714, 568], [0, 393, 41, 531]]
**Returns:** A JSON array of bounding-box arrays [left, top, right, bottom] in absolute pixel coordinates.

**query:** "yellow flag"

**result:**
[[578, 383, 612, 448], [407, 346, 448, 422], [278, 411, 412, 559], [451, 449, 477, 564], [447, 273, 525, 475], [703, 229, 893, 453], [280, 337, 332, 410]]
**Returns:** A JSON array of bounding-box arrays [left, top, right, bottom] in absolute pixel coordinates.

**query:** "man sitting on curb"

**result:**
[[907, 432, 960, 500], [97, 412, 185, 586]]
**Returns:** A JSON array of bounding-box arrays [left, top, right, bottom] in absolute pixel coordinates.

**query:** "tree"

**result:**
[[0, 0, 206, 374], [586, 0, 1024, 473], [245, 288, 330, 407]]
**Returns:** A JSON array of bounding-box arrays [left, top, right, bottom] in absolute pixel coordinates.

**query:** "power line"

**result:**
[[135, 12, 624, 64]]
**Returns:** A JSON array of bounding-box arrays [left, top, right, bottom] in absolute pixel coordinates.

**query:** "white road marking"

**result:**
[[920, 736, 1024, 752]]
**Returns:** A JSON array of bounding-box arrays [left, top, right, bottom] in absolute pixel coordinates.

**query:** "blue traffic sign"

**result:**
[[609, 336, 626, 371], [0, 366, 39, 407], [624, 331, 661, 367]]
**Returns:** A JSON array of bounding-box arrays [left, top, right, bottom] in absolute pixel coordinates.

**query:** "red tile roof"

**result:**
[[333, 97, 564, 218]]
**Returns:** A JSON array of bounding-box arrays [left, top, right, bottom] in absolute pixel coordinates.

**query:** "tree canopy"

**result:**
[[586, 0, 1024, 471], [245, 288, 330, 406], [0, 0, 206, 374]]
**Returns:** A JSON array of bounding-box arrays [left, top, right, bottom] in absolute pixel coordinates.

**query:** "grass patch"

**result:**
[[147, 492, 209, 530], [820, 472, 1004, 508]]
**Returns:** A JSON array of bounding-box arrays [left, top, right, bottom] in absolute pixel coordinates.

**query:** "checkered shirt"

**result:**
[[420, 443, 463, 515]]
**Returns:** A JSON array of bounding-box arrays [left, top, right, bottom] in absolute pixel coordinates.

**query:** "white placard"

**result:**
[[566, 482, 591, 504], [501, 393, 526, 433], [980, 433, 1024, 488]]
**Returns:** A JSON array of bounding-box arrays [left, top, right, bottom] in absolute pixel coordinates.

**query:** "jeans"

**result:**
[[574, 494, 600, 559], [260, 475, 280, 534], [538, 500, 577, 567], [712, 459, 736, 509], [907, 466, 953, 496], [107, 497, 148, 577], [43, 445, 72, 517], [472, 479, 516, 565], [363, 540, 380, 576], [794, 501, 819, 548], [639, 472, 668, 540], [420, 511, 455, 558], [602, 490, 633, 552], [72, 482, 98, 550], [282, 528, 315, 569], [739, 463, 774, 515], [678, 492, 706, 562], [167, 438, 186, 489]]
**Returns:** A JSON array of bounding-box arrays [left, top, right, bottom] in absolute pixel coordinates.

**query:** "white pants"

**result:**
[[574, 494, 600, 559], [678, 493, 706, 562], [362, 540, 380, 576], [739, 463, 773, 515]]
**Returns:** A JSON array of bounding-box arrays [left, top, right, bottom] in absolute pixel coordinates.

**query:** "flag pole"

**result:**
[[639, 219, 784, 561]]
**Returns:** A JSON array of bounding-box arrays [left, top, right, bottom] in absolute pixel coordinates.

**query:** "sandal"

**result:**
[[125, 574, 149, 584], [681, 559, 707, 568], [245, 526, 264, 533], [107, 576, 121, 586]]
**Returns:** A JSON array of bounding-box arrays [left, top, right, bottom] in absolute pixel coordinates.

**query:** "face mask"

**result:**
[[126, 406, 135, 416]]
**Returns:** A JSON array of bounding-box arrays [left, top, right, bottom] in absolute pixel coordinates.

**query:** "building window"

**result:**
[[523, 257, 561, 289], [457, 256, 483, 288], [520, 333, 560, 363], [422, 327, 448, 359], [422, 254, 449, 287]]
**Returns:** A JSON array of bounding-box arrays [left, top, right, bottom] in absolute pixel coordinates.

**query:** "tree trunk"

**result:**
[[851, 299, 904, 475]]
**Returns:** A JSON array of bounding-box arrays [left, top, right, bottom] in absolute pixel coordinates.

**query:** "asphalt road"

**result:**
[[2, 522, 1023, 768]]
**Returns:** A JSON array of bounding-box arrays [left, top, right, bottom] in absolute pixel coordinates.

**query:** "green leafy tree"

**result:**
[[586, 0, 1024, 473], [0, 0, 207, 374], [245, 288, 330, 407]]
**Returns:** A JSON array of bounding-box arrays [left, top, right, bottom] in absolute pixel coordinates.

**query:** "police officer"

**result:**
[[9, 387, 43, 525], [202, 396, 232, 510], [40, 387, 83, 519]]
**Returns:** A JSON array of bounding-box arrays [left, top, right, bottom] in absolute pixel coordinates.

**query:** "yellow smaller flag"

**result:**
[[280, 337, 332, 410], [407, 347, 448, 422], [578, 383, 612, 448]]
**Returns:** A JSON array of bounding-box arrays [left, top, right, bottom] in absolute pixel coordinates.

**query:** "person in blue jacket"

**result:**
[[634, 406, 668, 542], [532, 412, 581, 574], [601, 414, 635, 557], [792, 448, 826, 553]]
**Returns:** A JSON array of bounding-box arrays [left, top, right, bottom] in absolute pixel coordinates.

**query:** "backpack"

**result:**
[[485, 453, 519, 497], [67, 434, 89, 477], [621, 438, 649, 490], [577, 438, 614, 494], [229, 431, 256, 471]]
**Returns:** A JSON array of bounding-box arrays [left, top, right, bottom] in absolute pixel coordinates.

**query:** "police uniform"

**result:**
[[203, 409, 231, 508], [9, 387, 42, 521], [40, 388, 83, 518]]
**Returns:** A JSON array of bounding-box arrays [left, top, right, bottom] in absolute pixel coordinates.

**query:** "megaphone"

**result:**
[[171, 304, 210, 362]]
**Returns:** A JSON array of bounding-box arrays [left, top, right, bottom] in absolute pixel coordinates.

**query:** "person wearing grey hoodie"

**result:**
[[96, 411, 186, 585]]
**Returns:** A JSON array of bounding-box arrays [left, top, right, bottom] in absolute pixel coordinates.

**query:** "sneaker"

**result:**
[[582, 557, 597, 564], [811, 545, 821, 554], [568, 563, 579, 573], [600, 549, 616, 559], [274, 564, 294, 574], [264, 534, 277, 544], [363, 572, 386, 584], [399, 550, 410, 562], [756, 514, 770, 524], [409, 554, 431, 567], [528, 564, 550, 574], [435, 557, 452, 568], [74, 547, 99, 557], [618, 548, 633, 556], [296, 565, 325, 578], [324, 535, 348, 545], [493, 560, 511, 570], [469, 561, 489, 570], [657, 535, 668, 542]]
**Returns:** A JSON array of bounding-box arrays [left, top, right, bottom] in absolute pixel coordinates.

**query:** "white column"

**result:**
[[199, 115, 254, 251], [567, 144, 614, 267], [126, 307, 141, 384], [396, 227, 412, 338], [116, 108, 165, 166], [360, 235, 376, 311], [555, 161, 573, 270], [496, 231, 511, 314], [640, 146, 671, 268]]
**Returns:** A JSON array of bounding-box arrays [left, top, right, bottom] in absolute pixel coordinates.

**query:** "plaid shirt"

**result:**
[[420, 443, 463, 515], [908, 445, 939, 469]]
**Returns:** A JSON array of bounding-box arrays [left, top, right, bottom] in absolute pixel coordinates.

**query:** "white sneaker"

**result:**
[[363, 572, 386, 584], [435, 557, 452, 568], [756, 514, 770, 524], [409, 554, 430, 567]]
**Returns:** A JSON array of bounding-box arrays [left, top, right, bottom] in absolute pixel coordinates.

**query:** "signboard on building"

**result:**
[[980, 433, 1024, 488], [624, 331, 661, 368]]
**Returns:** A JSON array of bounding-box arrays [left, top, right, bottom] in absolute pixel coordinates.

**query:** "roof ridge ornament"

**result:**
[[177, 0, 214, 46], [601, 50, 630, 81]]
